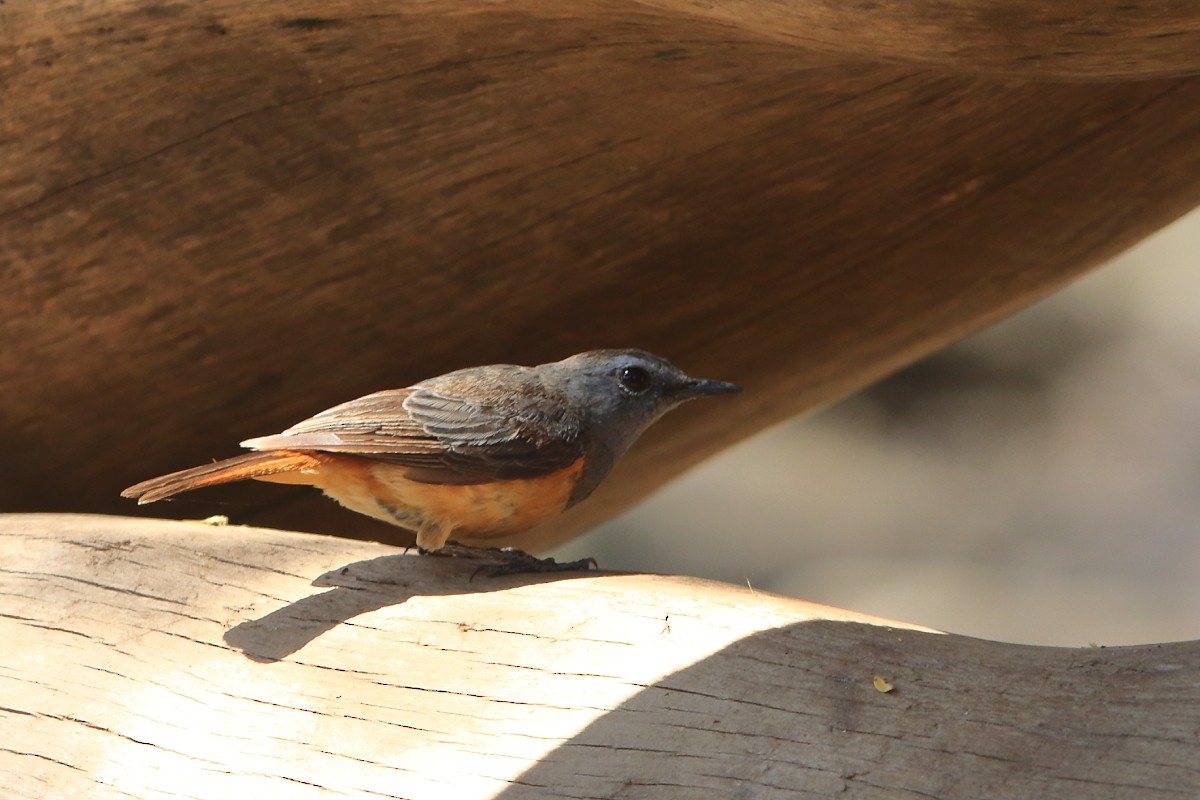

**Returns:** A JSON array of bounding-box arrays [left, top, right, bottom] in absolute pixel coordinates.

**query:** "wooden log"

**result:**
[[2, 513, 1196, 799], [3, 1, 1200, 551], [633, 0, 1200, 78]]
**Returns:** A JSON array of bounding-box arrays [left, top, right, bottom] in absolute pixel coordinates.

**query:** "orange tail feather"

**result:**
[[121, 450, 322, 505]]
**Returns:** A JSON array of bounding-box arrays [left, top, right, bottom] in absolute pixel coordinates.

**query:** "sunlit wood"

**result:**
[[2, 514, 1195, 799]]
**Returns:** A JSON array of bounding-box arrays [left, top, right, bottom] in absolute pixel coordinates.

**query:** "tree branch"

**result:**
[[2, 514, 1195, 799], [3, 0, 1200, 552]]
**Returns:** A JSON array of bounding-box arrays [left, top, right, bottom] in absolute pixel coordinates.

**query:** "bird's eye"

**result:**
[[618, 365, 652, 394]]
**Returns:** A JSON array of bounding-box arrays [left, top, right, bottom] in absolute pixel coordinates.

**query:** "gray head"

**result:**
[[538, 349, 739, 502]]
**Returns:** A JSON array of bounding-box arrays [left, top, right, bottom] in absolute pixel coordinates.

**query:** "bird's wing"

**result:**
[[241, 383, 584, 484]]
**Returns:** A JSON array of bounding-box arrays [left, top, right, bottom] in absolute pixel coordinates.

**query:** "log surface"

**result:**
[[4, 1, 1200, 551], [1, 514, 1197, 799]]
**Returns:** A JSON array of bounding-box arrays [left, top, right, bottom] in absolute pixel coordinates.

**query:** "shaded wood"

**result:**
[[3, 0, 1200, 551], [2, 514, 1197, 799], [635, 0, 1200, 78]]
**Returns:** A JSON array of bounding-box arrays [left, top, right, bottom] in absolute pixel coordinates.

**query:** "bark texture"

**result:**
[[2, 514, 1197, 799], [4, 1, 1200, 553]]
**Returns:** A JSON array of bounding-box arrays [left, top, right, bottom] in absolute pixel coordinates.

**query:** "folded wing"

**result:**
[[241, 382, 584, 484]]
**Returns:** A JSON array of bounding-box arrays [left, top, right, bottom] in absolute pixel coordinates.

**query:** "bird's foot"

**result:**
[[418, 541, 598, 578], [471, 553, 599, 580]]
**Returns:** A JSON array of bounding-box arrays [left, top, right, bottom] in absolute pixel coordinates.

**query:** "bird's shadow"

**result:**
[[223, 553, 603, 662]]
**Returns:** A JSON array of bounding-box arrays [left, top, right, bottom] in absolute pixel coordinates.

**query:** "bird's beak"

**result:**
[[681, 378, 742, 398]]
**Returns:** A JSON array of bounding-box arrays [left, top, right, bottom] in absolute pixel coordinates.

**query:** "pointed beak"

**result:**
[[681, 378, 742, 398]]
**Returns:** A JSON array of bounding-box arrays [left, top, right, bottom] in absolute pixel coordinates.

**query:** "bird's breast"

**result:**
[[276, 453, 587, 539]]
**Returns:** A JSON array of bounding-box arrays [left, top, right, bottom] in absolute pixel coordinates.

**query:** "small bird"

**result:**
[[122, 350, 739, 571]]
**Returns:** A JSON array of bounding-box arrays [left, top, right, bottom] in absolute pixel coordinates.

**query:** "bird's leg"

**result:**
[[466, 549, 599, 579], [412, 521, 595, 575], [413, 519, 452, 552], [434, 542, 597, 577], [420, 541, 506, 559]]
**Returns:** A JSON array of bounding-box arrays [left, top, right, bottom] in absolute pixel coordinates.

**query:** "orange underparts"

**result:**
[[257, 452, 586, 548]]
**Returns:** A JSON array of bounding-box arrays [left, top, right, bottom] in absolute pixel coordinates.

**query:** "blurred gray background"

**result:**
[[554, 209, 1200, 647]]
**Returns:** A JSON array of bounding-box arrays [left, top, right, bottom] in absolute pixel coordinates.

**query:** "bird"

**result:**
[[122, 349, 740, 572]]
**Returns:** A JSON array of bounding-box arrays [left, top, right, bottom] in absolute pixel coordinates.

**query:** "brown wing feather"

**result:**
[[241, 370, 585, 483]]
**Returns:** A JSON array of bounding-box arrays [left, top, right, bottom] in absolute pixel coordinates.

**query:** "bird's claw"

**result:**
[[408, 540, 598, 578], [470, 554, 598, 580]]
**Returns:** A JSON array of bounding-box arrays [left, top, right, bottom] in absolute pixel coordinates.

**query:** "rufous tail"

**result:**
[[121, 450, 322, 505]]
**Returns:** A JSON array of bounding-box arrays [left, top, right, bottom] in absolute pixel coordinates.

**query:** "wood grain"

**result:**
[[3, 0, 1200, 551], [2, 514, 1197, 799], [634, 0, 1200, 78]]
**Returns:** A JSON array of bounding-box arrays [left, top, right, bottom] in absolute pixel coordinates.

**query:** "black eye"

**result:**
[[618, 365, 652, 394]]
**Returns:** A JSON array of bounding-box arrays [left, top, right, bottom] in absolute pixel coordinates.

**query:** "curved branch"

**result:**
[[636, 0, 1200, 79], [3, 1, 1200, 552], [1, 514, 1196, 798]]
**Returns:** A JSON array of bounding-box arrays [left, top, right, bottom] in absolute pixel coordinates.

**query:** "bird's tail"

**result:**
[[121, 450, 322, 505]]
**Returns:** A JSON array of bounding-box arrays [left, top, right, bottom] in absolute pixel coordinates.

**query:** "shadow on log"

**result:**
[[3, 1, 1200, 551], [2, 514, 1196, 798]]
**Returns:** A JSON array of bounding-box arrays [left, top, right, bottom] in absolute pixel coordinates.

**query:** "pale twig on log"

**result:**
[[2, 514, 1196, 799]]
